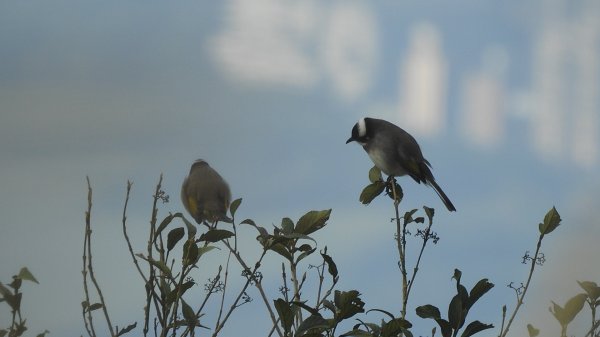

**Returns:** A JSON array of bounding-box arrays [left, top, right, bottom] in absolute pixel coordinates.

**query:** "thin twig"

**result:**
[[212, 248, 269, 337], [390, 180, 409, 319], [405, 217, 435, 300], [197, 265, 223, 315], [122, 180, 147, 283], [282, 263, 289, 302], [290, 261, 303, 325], [84, 176, 116, 337], [499, 234, 545, 337], [82, 177, 97, 337], [214, 251, 233, 332], [584, 319, 600, 337], [222, 240, 283, 337]]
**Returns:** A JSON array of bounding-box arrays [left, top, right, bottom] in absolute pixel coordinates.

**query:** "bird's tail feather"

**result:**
[[428, 179, 456, 212]]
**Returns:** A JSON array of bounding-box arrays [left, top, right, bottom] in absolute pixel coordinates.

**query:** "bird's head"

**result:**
[[346, 117, 369, 145]]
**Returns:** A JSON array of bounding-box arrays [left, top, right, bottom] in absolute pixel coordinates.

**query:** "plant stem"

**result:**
[[84, 176, 116, 337], [499, 234, 544, 337], [391, 180, 408, 319], [222, 240, 284, 337]]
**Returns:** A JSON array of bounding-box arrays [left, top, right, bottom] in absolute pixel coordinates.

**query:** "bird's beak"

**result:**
[[345, 137, 354, 144]]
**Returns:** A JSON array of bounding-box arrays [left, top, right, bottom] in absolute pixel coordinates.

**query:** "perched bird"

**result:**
[[346, 117, 456, 212], [181, 159, 232, 224]]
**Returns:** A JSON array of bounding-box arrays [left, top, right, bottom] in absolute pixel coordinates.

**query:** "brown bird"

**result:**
[[181, 159, 232, 224]]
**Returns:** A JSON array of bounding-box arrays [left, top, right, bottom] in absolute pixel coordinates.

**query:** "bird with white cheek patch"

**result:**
[[346, 117, 456, 212]]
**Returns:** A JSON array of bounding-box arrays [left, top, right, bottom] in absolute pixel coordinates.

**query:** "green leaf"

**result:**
[[0, 329, 6, 337], [452, 269, 462, 285], [3, 291, 21, 311], [167, 227, 185, 252], [295, 209, 331, 235], [155, 213, 177, 241], [117, 323, 136, 336], [526, 324, 540, 337], [267, 242, 294, 262], [417, 313, 452, 337], [240, 218, 257, 227], [321, 250, 339, 281], [577, 281, 600, 302], [198, 245, 219, 259], [366, 308, 395, 320], [274, 298, 294, 334], [550, 293, 587, 327], [403, 209, 418, 224], [334, 290, 365, 320], [423, 206, 435, 223], [387, 179, 403, 202], [467, 279, 494, 310], [359, 181, 386, 205], [538, 206, 561, 235], [183, 240, 199, 266], [181, 299, 198, 327], [381, 318, 412, 337], [323, 299, 336, 314], [296, 246, 317, 264], [87, 302, 103, 312], [292, 301, 321, 316], [340, 328, 376, 337], [281, 217, 294, 235], [296, 314, 330, 336], [240, 218, 269, 236], [136, 254, 172, 277], [166, 281, 195, 305], [416, 304, 441, 320], [36, 330, 51, 337], [229, 198, 242, 218], [368, 166, 383, 183], [180, 213, 197, 239], [448, 294, 464, 330], [17, 267, 39, 284], [460, 320, 494, 337], [437, 319, 453, 337], [199, 229, 234, 243], [562, 293, 587, 323], [9, 276, 22, 290]]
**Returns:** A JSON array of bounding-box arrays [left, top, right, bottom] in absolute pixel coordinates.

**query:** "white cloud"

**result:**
[[210, 0, 378, 102], [210, 0, 320, 87], [321, 3, 378, 102], [460, 74, 504, 148], [529, 0, 599, 167], [460, 46, 508, 148], [398, 22, 447, 137]]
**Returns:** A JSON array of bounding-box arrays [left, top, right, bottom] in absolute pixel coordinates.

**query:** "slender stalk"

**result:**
[[212, 248, 269, 337], [390, 180, 408, 319], [82, 177, 97, 337], [290, 261, 303, 325], [84, 176, 116, 337], [584, 319, 600, 337], [145, 176, 164, 336], [222, 240, 283, 337], [405, 218, 434, 301], [214, 251, 233, 333], [122, 180, 147, 283], [499, 234, 545, 337]]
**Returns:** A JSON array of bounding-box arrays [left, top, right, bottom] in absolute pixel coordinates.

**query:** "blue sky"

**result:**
[[1, 1, 599, 336]]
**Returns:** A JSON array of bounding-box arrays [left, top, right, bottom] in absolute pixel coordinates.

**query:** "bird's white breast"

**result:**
[[366, 146, 407, 177]]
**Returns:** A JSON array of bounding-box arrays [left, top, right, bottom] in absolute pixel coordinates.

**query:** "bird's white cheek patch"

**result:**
[[357, 118, 366, 137]]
